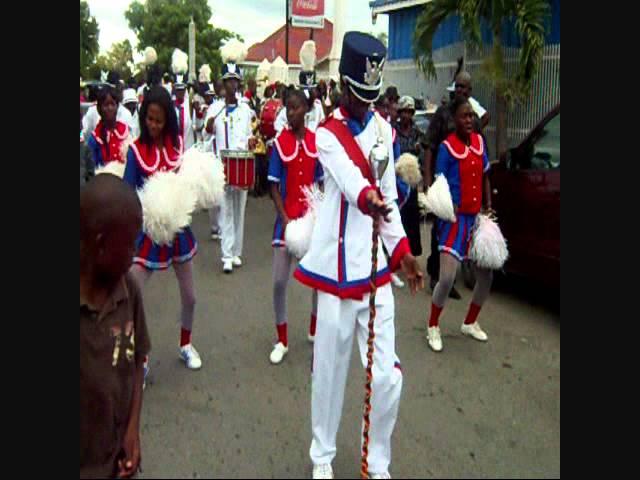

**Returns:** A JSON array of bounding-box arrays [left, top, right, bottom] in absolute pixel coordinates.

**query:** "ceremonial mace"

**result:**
[[361, 136, 390, 479]]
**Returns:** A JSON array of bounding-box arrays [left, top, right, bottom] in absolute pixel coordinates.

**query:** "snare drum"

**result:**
[[220, 149, 255, 189]]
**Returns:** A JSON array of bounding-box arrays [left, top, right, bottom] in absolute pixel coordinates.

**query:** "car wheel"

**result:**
[[462, 260, 476, 290]]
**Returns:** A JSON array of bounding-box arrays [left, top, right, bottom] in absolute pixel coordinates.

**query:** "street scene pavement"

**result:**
[[138, 196, 560, 479]]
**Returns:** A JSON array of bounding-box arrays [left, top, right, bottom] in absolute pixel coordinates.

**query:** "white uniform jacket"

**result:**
[[294, 107, 411, 300], [204, 100, 253, 157]]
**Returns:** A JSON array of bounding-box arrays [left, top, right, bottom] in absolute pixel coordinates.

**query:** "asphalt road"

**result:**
[[137, 195, 560, 479]]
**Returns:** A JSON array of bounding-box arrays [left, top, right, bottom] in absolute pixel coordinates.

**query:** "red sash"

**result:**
[[322, 117, 375, 186]]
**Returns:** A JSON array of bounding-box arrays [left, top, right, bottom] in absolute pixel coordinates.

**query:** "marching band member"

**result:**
[[293, 32, 423, 479], [87, 82, 131, 168], [123, 86, 203, 375], [172, 49, 194, 150], [267, 88, 323, 365], [82, 71, 133, 143], [205, 45, 256, 273], [122, 88, 140, 139], [425, 95, 493, 353]]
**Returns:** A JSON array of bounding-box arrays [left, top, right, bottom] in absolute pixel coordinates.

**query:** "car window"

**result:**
[[531, 112, 560, 170]]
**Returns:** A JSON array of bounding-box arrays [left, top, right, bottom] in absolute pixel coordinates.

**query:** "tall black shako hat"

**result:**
[[339, 31, 386, 103]]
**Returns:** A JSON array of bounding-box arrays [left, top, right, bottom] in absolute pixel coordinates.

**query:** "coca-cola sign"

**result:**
[[290, 0, 325, 29]]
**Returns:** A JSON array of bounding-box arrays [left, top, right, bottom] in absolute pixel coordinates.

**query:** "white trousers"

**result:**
[[310, 284, 403, 474], [220, 187, 248, 261]]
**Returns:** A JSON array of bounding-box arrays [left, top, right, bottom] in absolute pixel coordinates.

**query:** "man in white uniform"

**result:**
[[173, 75, 195, 150], [205, 62, 256, 273], [293, 32, 423, 480]]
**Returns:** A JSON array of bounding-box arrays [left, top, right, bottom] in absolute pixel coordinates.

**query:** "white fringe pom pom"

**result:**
[[426, 174, 456, 222], [144, 47, 157, 66], [469, 214, 509, 270], [285, 183, 324, 259], [178, 145, 226, 210], [220, 38, 247, 63], [95, 162, 126, 179], [172, 49, 189, 74], [138, 171, 196, 246], [395, 153, 422, 187]]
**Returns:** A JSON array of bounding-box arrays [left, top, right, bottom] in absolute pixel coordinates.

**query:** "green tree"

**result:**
[[125, 0, 242, 80], [87, 40, 135, 81], [413, 0, 549, 155], [80, 1, 100, 78]]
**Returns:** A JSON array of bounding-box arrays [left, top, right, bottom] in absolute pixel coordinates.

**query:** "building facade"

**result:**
[[371, 0, 560, 150]]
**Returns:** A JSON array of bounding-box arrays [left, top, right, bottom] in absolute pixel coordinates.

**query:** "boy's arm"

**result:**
[[119, 279, 150, 478]]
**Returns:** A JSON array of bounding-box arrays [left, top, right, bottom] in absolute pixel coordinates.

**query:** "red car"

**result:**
[[463, 104, 560, 289]]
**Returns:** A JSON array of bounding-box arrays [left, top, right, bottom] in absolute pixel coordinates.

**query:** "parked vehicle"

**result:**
[[462, 103, 560, 289]]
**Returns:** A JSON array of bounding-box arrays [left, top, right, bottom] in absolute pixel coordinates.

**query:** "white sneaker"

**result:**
[[391, 273, 405, 288], [179, 344, 202, 370], [307, 334, 315, 343], [211, 230, 221, 241], [269, 342, 289, 364], [312, 463, 334, 479], [232, 256, 243, 267], [461, 322, 488, 342], [370, 473, 391, 479], [223, 260, 233, 273], [427, 326, 443, 352]]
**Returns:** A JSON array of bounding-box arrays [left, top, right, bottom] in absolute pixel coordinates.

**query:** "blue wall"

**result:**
[[387, 0, 560, 60]]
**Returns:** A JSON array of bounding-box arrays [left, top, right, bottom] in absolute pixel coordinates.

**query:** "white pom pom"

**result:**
[[144, 47, 157, 66], [395, 153, 422, 187], [178, 145, 226, 210], [285, 183, 324, 258], [95, 162, 126, 179], [299, 40, 317, 71], [469, 214, 509, 270], [220, 39, 247, 63], [138, 171, 196, 245], [426, 175, 456, 222], [172, 49, 189, 74]]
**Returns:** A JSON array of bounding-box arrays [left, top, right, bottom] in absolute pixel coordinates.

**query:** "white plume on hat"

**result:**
[[143, 47, 157, 66], [299, 40, 316, 71], [220, 38, 247, 63], [172, 49, 189, 75], [198, 64, 212, 83]]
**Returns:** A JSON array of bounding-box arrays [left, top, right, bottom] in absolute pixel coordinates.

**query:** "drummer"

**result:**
[[205, 60, 257, 273]]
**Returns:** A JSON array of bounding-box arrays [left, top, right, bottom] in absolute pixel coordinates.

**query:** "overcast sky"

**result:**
[[86, 0, 388, 58]]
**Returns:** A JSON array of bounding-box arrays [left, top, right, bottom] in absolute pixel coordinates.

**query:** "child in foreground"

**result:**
[[80, 174, 150, 478]]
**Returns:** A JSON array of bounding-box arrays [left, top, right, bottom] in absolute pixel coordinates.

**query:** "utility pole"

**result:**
[[285, 0, 290, 64]]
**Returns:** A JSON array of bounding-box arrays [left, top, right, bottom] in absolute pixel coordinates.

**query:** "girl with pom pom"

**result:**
[[267, 88, 324, 365], [426, 96, 494, 352], [123, 86, 203, 376], [87, 83, 131, 172]]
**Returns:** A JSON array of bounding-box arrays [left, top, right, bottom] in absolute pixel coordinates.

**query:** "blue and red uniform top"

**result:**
[[436, 132, 489, 215], [87, 120, 130, 167], [268, 127, 324, 247], [123, 135, 197, 270]]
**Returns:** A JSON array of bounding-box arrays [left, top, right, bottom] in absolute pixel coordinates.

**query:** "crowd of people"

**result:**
[[80, 33, 495, 479]]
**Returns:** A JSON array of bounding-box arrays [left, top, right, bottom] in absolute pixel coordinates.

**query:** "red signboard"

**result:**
[[291, 0, 325, 29]]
